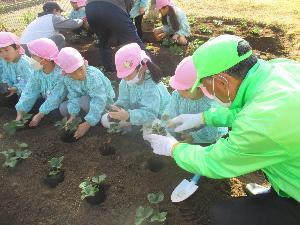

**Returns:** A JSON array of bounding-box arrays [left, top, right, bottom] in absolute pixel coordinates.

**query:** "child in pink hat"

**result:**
[[153, 0, 191, 45], [101, 43, 170, 132], [0, 32, 33, 105], [15, 38, 67, 127], [56, 47, 115, 139], [163, 56, 227, 144]]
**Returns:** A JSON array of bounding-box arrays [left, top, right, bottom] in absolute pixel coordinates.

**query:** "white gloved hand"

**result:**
[[167, 113, 204, 133], [143, 134, 178, 157], [101, 113, 114, 128]]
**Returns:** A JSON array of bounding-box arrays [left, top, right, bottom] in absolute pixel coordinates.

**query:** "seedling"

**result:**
[[55, 117, 82, 132], [213, 19, 223, 26], [146, 43, 155, 52], [188, 16, 196, 27], [3, 113, 32, 136], [251, 26, 262, 36], [160, 38, 175, 47], [187, 39, 205, 54], [55, 117, 82, 142], [135, 192, 167, 225], [169, 45, 184, 56], [0, 142, 31, 168], [79, 174, 107, 204], [240, 20, 248, 29], [154, 20, 163, 29], [199, 25, 213, 34], [44, 156, 64, 187], [224, 25, 236, 34], [48, 156, 64, 176], [107, 123, 122, 134], [142, 119, 168, 136]]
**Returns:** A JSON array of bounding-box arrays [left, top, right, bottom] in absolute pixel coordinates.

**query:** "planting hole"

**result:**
[[145, 157, 165, 173]]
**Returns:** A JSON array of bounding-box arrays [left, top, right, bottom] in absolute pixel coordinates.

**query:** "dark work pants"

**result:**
[[209, 189, 300, 225], [134, 14, 144, 41], [86, 1, 145, 72]]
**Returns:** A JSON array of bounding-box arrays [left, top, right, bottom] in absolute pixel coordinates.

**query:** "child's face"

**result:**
[[178, 87, 204, 100], [70, 1, 79, 10], [69, 65, 86, 80], [0, 45, 20, 62], [159, 6, 169, 16]]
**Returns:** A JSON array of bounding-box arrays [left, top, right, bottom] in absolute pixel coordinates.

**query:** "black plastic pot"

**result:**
[[99, 144, 116, 156], [60, 130, 77, 143], [85, 186, 106, 205], [44, 170, 64, 188]]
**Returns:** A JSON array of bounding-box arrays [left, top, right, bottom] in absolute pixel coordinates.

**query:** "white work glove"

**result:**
[[143, 134, 178, 157], [101, 113, 114, 128], [167, 113, 204, 133]]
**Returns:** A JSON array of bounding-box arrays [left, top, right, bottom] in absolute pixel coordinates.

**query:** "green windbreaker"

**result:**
[[173, 59, 300, 202]]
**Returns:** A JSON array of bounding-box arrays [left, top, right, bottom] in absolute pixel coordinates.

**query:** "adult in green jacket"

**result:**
[[144, 34, 300, 225]]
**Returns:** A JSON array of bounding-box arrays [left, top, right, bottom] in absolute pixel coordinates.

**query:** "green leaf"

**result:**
[[92, 174, 107, 184], [48, 156, 64, 169], [3, 122, 17, 136], [147, 192, 164, 204], [54, 117, 68, 130], [15, 150, 32, 159], [16, 142, 28, 149], [150, 212, 167, 222], [80, 183, 99, 199], [3, 157, 18, 168], [135, 206, 154, 225]]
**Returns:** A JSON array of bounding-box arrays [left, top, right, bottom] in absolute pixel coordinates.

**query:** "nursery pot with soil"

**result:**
[[85, 185, 106, 205], [60, 130, 77, 143], [44, 170, 64, 188]]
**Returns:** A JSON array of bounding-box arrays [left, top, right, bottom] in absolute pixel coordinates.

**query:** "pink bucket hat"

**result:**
[[70, 0, 86, 7], [55, 47, 86, 74], [156, 0, 175, 10], [28, 38, 59, 60], [0, 32, 25, 54], [169, 56, 197, 90], [115, 43, 151, 79]]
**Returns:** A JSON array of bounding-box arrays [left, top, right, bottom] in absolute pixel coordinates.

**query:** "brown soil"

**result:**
[[0, 16, 291, 225]]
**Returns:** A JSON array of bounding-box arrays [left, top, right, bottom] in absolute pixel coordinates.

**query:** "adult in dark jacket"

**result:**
[[86, 0, 145, 72]]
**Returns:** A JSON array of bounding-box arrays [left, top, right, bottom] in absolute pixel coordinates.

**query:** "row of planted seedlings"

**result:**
[[0, 113, 171, 224]]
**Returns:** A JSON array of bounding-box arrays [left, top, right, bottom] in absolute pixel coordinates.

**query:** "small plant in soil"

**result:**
[[55, 117, 82, 142], [224, 25, 236, 34], [135, 191, 167, 225], [187, 39, 205, 55], [199, 25, 213, 34], [79, 174, 107, 205], [143, 120, 168, 136], [169, 45, 184, 56], [3, 113, 32, 136], [240, 19, 248, 29], [21, 10, 36, 25], [146, 43, 155, 52], [44, 156, 64, 188], [160, 38, 175, 47], [188, 16, 196, 27], [0, 142, 31, 168], [213, 19, 223, 26], [251, 26, 262, 36]]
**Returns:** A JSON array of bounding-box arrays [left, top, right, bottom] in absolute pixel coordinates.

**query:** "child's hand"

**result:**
[[139, 7, 145, 15], [74, 122, 91, 139], [172, 34, 180, 42], [6, 87, 17, 97], [109, 105, 129, 121], [16, 111, 23, 121], [29, 112, 44, 127]]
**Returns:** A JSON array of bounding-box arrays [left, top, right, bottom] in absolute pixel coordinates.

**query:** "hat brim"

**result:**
[[169, 76, 191, 91], [117, 67, 135, 79]]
